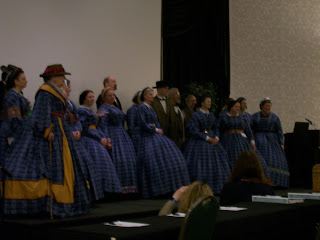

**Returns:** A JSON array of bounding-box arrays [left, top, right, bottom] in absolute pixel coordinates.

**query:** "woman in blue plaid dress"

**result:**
[[0, 65, 30, 165], [184, 95, 231, 195], [61, 82, 104, 200], [218, 99, 271, 179], [97, 88, 138, 194], [237, 97, 252, 127], [2, 64, 92, 217], [252, 98, 289, 188], [126, 91, 141, 152], [78, 90, 121, 196], [137, 87, 189, 199]]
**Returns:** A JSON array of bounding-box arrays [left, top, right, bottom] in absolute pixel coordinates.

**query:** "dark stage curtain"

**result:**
[[162, 0, 229, 113]]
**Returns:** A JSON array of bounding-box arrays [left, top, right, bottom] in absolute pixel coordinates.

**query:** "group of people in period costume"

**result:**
[[0, 64, 289, 218], [0, 64, 92, 218]]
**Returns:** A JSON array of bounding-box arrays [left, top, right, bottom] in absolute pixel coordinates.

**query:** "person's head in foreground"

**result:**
[[228, 150, 267, 183], [178, 181, 215, 212]]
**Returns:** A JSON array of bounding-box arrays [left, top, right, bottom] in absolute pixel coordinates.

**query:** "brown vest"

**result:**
[[151, 96, 173, 136]]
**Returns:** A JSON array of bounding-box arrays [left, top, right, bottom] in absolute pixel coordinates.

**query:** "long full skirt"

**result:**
[[71, 138, 104, 200], [137, 134, 190, 198], [108, 127, 138, 193], [81, 136, 122, 194], [255, 132, 290, 187], [184, 139, 231, 195], [220, 133, 271, 178], [2, 123, 91, 218]]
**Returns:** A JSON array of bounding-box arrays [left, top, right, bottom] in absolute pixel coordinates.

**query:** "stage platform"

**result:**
[[0, 197, 171, 240], [0, 188, 317, 240]]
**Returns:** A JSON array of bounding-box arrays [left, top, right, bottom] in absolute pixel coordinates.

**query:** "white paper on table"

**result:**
[[166, 212, 186, 217], [220, 206, 248, 211], [104, 220, 150, 227]]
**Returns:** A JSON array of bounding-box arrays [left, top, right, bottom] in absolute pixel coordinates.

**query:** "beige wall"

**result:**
[[230, 0, 320, 133], [0, 0, 161, 113]]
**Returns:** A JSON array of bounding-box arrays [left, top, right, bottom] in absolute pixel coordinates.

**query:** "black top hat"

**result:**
[[152, 81, 169, 89]]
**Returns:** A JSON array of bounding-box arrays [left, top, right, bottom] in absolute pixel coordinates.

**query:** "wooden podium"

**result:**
[[284, 122, 320, 189]]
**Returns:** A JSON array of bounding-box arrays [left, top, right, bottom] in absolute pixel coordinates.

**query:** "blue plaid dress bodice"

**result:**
[[4, 89, 30, 119], [98, 104, 138, 193], [218, 112, 270, 178], [136, 103, 189, 198], [243, 112, 252, 127], [188, 111, 219, 140], [252, 112, 284, 145], [65, 100, 82, 132], [78, 107, 104, 141], [98, 104, 125, 127], [126, 104, 140, 152], [138, 104, 160, 136], [126, 105, 139, 135], [0, 90, 31, 163], [184, 110, 230, 194], [251, 112, 289, 187], [219, 112, 253, 137]]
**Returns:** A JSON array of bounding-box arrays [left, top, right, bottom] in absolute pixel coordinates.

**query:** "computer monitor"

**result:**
[[293, 122, 309, 135]]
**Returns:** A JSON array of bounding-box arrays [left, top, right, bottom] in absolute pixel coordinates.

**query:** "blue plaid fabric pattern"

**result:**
[[66, 100, 104, 200], [184, 111, 231, 195], [3, 83, 91, 217], [218, 111, 270, 178], [136, 103, 190, 198], [252, 112, 289, 187], [126, 104, 140, 152], [0, 90, 30, 165], [98, 104, 138, 194], [244, 112, 252, 127], [78, 106, 121, 194]]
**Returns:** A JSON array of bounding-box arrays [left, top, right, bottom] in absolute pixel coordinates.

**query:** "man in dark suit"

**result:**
[[168, 88, 184, 149], [96, 75, 122, 110], [151, 81, 172, 137]]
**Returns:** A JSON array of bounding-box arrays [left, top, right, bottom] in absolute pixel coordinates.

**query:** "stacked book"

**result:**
[[287, 192, 320, 200], [252, 195, 304, 204]]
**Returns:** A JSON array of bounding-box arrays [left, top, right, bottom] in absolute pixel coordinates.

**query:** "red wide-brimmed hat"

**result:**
[[39, 64, 71, 78]]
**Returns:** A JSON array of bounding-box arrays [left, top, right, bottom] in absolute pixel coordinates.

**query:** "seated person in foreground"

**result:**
[[158, 181, 218, 216], [219, 150, 275, 206]]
